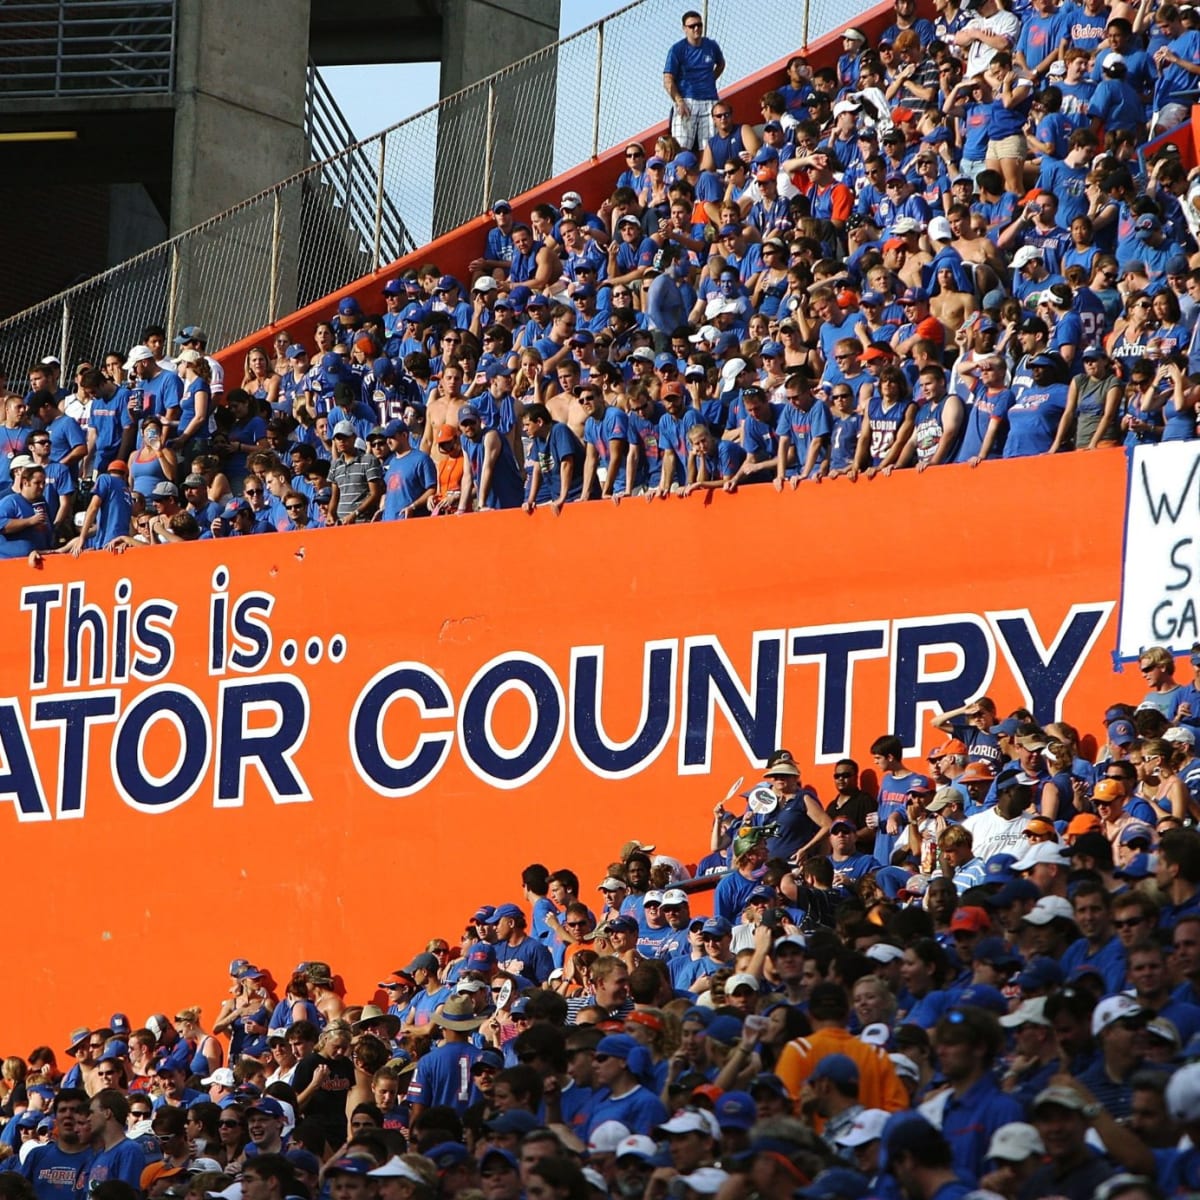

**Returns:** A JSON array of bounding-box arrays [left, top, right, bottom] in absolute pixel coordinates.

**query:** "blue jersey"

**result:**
[[776, 398, 832, 478], [874, 770, 913, 865], [626, 406, 666, 488], [406, 1041, 481, 1114], [955, 385, 1011, 463], [1004, 383, 1067, 458], [382, 449, 437, 520], [865, 397, 915, 466], [530, 423, 585, 504], [462, 431, 525, 510], [663, 37, 724, 101], [0, 491, 53, 557], [713, 871, 760, 923], [85, 1139, 145, 1190], [21, 1143, 93, 1200], [584, 406, 630, 495], [136, 370, 183, 421], [87, 473, 133, 549], [584, 1085, 669, 1139], [89, 386, 132, 468]]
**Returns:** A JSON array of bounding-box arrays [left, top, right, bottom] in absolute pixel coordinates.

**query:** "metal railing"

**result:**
[[0, 0, 176, 97], [0, 0, 863, 371], [304, 61, 416, 271]]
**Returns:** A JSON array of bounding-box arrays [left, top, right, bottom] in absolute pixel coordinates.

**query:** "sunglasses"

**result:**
[[1113, 916, 1146, 929]]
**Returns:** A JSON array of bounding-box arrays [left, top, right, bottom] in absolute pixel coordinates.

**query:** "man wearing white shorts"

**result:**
[[663, 11, 725, 151]]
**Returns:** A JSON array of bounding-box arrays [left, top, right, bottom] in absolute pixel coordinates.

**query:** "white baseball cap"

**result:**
[[1012, 245, 1045, 270], [588, 1121, 632, 1153], [1022, 895, 1076, 926], [661, 888, 688, 906], [865, 943, 904, 964], [860, 1022, 890, 1047], [1011, 841, 1071, 872], [678, 1170, 729, 1195], [834, 1108, 890, 1147], [986, 1122, 1045, 1162], [1167, 1061, 1200, 1122], [123, 344, 155, 370], [201, 1067, 236, 1087], [999, 997, 1051, 1029], [1092, 994, 1147, 1036]]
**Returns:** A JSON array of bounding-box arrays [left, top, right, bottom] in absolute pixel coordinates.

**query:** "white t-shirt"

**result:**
[[963, 806, 1030, 861], [964, 10, 1021, 77]]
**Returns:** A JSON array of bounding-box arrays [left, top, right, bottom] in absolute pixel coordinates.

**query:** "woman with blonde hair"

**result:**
[[176, 1008, 223, 1078], [242, 345, 282, 414], [1139, 738, 1192, 821]]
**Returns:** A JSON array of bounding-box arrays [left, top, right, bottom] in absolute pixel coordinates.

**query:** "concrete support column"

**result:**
[[170, 0, 311, 335], [434, 0, 560, 237]]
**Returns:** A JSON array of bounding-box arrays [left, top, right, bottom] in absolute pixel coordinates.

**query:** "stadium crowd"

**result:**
[[3, 0, 1200, 552], [6, 652, 1200, 1200]]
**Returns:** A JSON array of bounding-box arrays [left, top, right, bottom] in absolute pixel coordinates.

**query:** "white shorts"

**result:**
[[671, 98, 716, 152]]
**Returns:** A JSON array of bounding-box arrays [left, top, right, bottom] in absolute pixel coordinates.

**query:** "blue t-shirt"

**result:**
[[1004, 383, 1067, 458], [462, 431, 525, 510], [86, 1139, 145, 1190], [584, 1085, 669, 1139], [86, 473, 134, 549], [529, 423, 585, 504], [21, 1143, 93, 1200], [0, 491, 53, 557], [663, 37, 724, 101], [406, 1041, 481, 1113], [382, 449, 437, 520]]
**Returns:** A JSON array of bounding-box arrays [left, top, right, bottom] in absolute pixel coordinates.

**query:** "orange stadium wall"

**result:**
[[215, 0, 904, 374], [4, 452, 1135, 1050]]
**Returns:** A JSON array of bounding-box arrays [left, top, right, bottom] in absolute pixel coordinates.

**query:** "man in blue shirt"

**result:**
[[21, 1090, 92, 1200], [933, 1007, 1025, 1179], [406, 996, 482, 1119], [1059, 881, 1126, 992], [492, 903, 554, 984], [662, 12, 725, 151], [84, 1090, 145, 1189], [380, 420, 437, 520], [0, 463, 53, 558]]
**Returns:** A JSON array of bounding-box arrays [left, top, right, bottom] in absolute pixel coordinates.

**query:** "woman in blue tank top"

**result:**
[[1160, 359, 1197, 443], [129, 415, 176, 497]]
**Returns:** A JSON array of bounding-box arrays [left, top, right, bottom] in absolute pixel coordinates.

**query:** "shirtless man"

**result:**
[[421, 360, 467, 466]]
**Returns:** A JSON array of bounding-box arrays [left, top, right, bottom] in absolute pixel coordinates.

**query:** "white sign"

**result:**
[[1118, 442, 1200, 659]]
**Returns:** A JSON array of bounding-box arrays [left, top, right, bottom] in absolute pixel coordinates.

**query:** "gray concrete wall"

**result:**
[[434, 0, 560, 237], [170, 0, 312, 335], [171, 0, 311, 235]]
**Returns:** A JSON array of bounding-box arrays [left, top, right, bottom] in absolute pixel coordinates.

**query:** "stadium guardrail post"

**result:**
[[166, 243, 181, 346], [592, 20, 605, 159], [270, 190, 283, 325], [374, 134, 387, 272], [484, 80, 496, 214]]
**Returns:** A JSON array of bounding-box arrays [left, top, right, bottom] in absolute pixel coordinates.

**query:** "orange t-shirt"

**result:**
[[774, 1026, 908, 1127], [437, 454, 464, 503]]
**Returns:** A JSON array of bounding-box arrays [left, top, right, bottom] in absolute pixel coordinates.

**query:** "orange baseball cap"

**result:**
[[435, 424, 458, 444], [929, 738, 968, 760], [960, 761, 996, 783], [1067, 813, 1102, 836]]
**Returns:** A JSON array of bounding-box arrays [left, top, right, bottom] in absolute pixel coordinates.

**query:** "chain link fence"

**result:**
[[0, 0, 862, 372]]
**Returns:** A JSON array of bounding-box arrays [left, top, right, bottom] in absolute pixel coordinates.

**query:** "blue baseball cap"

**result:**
[[898, 286, 929, 304], [681, 1007, 712, 1028], [338, 297, 362, 315], [749, 1072, 790, 1097], [508, 285, 532, 310], [860, 290, 884, 306], [907, 774, 935, 794], [701, 916, 732, 937], [472, 1049, 505, 1073], [954, 984, 1009, 1014], [434, 275, 459, 293], [472, 904, 496, 923], [811, 1054, 860, 1087], [706, 1016, 744, 1046], [987, 879, 1041, 908], [714, 1091, 757, 1130], [1115, 852, 1156, 880], [571, 330, 596, 345], [456, 403, 481, 424], [995, 764, 1037, 790], [480, 1146, 520, 1171], [247, 1097, 286, 1119], [1108, 718, 1137, 746], [382, 418, 406, 438], [425, 1143, 471, 1170], [675, 151, 698, 170], [595, 1034, 639, 1060], [485, 1111, 540, 1136], [400, 303, 423, 323], [381, 279, 405, 296], [109, 1013, 131, 1037], [607, 914, 639, 934], [286, 1149, 322, 1177], [760, 340, 784, 358], [326, 1156, 373, 1177], [485, 362, 513, 380], [990, 717, 1021, 736], [972, 937, 1023, 969], [797, 1169, 872, 1200], [1016, 957, 1064, 992], [492, 902, 524, 922], [655, 352, 678, 369]]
